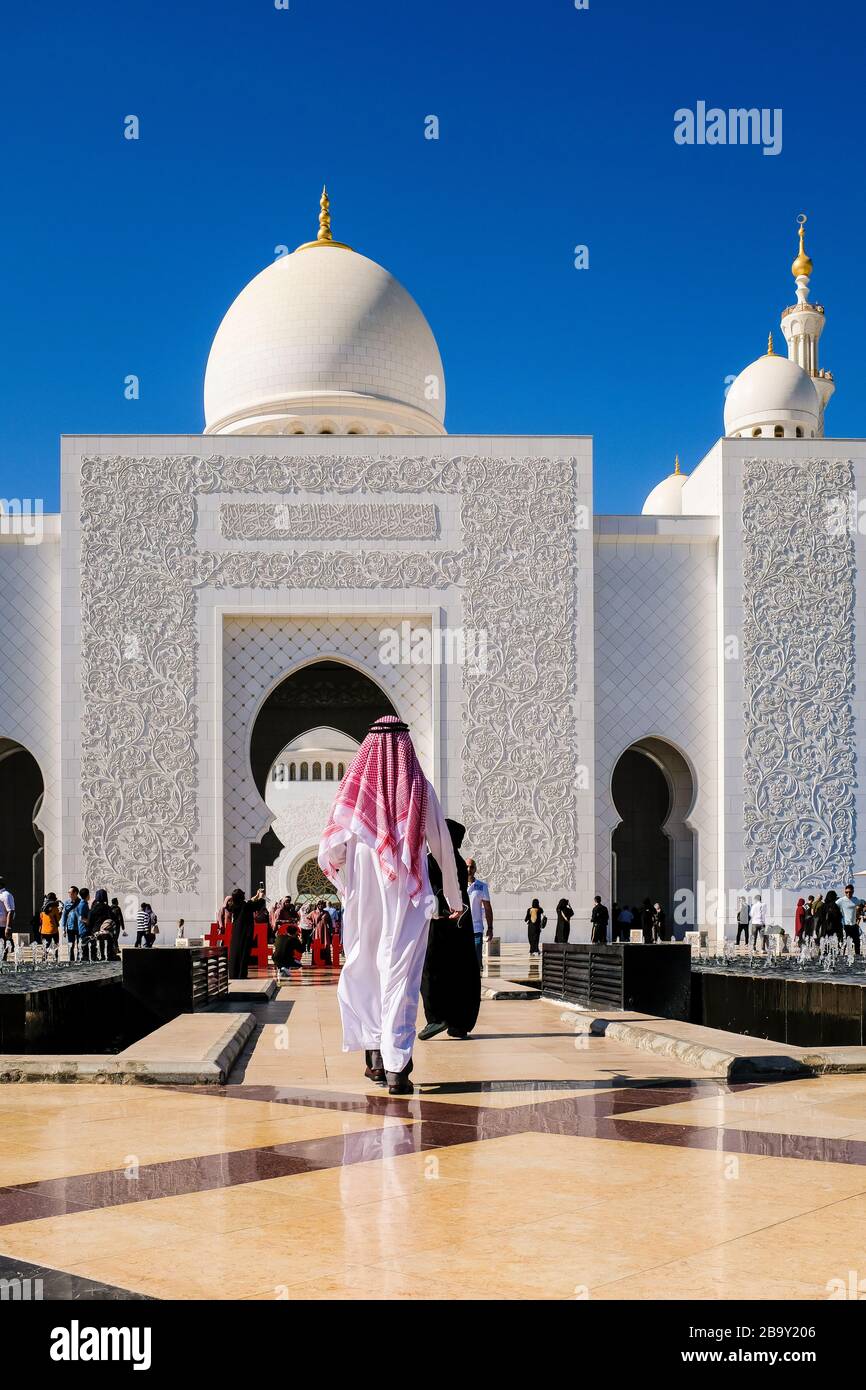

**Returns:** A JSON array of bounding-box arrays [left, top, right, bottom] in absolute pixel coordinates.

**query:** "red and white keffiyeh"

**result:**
[[318, 716, 429, 903]]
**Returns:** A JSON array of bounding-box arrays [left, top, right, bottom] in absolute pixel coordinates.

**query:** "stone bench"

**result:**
[[0, 1010, 255, 1085]]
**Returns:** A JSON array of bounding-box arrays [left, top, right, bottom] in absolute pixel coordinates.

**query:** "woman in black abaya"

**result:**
[[419, 819, 481, 1041], [554, 898, 574, 943], [227, 887, 256, 979]]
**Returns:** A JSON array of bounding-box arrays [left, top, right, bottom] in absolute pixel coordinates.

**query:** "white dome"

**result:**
[[724, 352, 819, 439], [642, 470, 688, 515], [204, 241, 446, 437]]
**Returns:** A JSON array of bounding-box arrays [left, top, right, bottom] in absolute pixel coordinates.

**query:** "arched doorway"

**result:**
[[0, 739, 45, 929], [610, 738, 695, 935], [296, 856, 335, 899], [248, 661, 397, 893]]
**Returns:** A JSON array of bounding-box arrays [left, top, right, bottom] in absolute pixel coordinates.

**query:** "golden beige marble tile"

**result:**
[[366, 1222, 671, 1297], [623, 1091, 866, 1138], [714, 1111, 863, 1139], [0, 1095, 400, 1185], [58, 1241, 366, 1301], [241, 1269, 557, 1301], [591, 1264, 830, 1301], [689, 1204, 866, 1285], [799, 1093, 866, 1121], [246, 1155, 473, 1207]]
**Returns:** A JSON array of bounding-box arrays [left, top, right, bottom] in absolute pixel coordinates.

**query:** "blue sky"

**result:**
[[1, 0, 862, 513]]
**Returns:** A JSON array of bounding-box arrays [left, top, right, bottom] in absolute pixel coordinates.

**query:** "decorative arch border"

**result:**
[[243, 649, 401, 756], [0, 736, 49, 857], [608, 734, 698, 930], [597, 729, 707, 925], [607, 732, 700, 828], [221, 625, 433, 892]]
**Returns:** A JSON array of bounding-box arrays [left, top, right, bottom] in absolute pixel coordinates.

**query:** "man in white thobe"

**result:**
[[318, 716, 461, 1093]]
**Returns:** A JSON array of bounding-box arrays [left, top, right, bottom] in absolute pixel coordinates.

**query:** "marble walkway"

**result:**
[[2, 966, 866, 1300]]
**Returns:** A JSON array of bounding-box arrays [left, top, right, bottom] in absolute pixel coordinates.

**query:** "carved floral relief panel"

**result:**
[[742, 458, 856, 888]]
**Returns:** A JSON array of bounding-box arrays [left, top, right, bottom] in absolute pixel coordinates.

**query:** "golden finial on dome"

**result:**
[[766, 332, 775, 356], [791, 213, 813, 279], [294, 185, 353, 253], [674, 454, 681, 475], [317, 185, 332, 242]]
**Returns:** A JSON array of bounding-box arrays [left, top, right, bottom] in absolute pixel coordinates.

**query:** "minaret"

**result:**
[[780, 214, 834, 433]]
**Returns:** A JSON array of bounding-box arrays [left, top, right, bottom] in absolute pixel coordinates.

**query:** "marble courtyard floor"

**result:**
[[3, 969, 866, 1301]]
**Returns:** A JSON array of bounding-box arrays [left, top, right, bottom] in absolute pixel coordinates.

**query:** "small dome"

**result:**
[[724, 352, 819, 439], [642, 469, 688, 516], [284, 727, 359, 754], [204, 225, 446, 437]]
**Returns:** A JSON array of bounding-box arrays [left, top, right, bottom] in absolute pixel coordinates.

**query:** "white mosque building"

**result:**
[[0, 197, 861, 941]]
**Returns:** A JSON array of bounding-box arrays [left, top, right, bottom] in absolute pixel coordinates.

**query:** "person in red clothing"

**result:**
[[310, 901, 331, 965], [794, 897, 806, 945]]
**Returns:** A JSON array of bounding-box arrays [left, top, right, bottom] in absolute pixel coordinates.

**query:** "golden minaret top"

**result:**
[[791, 213, 813, 280], [295, 186, 353, 252]]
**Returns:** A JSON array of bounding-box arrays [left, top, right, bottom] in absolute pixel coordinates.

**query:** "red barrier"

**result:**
[[250, 921, 270, 970], [206, 922, 226, 950], [205, 920, 270, 971], [312, 938, 330, 968]]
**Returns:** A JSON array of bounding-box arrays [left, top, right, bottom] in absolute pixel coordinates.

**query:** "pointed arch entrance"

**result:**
[[0, 739, 45, 929], [247, 660, 397, 894], [610, 737, 696, 935]]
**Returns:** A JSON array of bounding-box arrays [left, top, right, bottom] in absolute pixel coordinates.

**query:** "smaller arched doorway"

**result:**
[[611, 738, 696, 935], [264, 727, 359, 901], [0, 739, 45, 928], [295, 856, 336, 900], [246, 660, 397, 894]]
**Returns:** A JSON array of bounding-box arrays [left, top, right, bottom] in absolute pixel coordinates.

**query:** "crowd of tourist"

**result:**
[[523, 884, 866, 955], [739, 885, 866, 955], [8, 872, 863, 972], [0, 880, 164, 963], [525, 895, 669, 951], [216, 888, 345, 979]]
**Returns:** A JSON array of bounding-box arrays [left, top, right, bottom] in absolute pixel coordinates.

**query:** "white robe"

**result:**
[[323, 782, 461, 1074]]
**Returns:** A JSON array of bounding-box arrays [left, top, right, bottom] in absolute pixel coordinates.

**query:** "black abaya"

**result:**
[[421, 820, 480, 1037], [228, 899, 255, 979], [554, 905, 573, 943]]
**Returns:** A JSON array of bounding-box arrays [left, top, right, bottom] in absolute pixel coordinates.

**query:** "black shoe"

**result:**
[[417, 1020, 448, 1041], [364, 1049, 386, 1086], [387, 1060, 414, 1095], [447, 1029, 469, 1038]]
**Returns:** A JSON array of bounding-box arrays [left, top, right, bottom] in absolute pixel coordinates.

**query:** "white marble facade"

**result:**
[[6, 431, 861, 942], [47, 435, 591, 939], [2, 208, 861, 940]]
